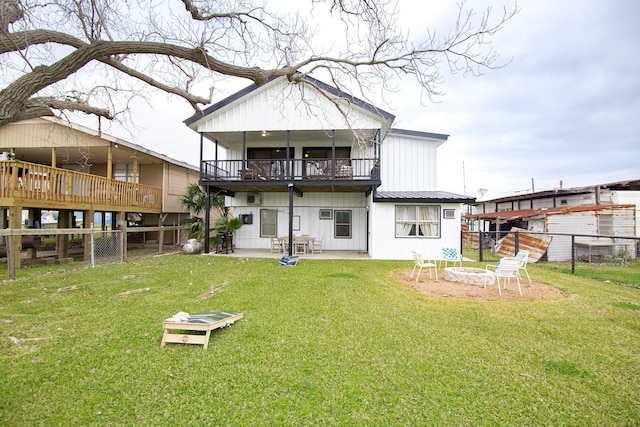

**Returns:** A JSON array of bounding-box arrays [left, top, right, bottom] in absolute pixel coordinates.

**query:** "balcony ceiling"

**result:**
[[203, 129, 378, 147], [10, 144, 165, 168]]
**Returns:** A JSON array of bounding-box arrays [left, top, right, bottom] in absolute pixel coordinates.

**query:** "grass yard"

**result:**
[[1, 254, 639, 425]]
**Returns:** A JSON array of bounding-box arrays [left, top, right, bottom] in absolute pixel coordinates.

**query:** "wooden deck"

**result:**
[[0, 160, 162, 212]]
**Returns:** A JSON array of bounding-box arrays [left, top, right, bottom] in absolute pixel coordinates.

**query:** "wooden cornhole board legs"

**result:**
[[161, 311, 244, 350]]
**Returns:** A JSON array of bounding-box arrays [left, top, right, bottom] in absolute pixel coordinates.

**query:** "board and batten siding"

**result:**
[[378, 133, 439, 192], [368, 201, 462, 260], [231, 192, 368, 251], [195, 79, 384, 136]]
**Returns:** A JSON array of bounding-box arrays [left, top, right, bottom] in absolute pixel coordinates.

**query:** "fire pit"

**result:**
[[443, 267, 493, 286]]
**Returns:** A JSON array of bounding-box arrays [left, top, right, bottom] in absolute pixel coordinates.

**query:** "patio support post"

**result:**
[[288, 183, 293, 257], [286, 130, 290, 179], [241, 131, 246, 179], [214, 140, 219, 179], [331, 130, 335, 179], [204, 186, 211, 254], [199, 132, 203, 179]]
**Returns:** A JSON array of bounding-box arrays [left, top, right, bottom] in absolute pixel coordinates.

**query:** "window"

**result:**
[[395, 206, 440, 238], [114, 163, 137, 183], [598, 214, 613, 236], [334, 210, 352, 238], [260, 209, 277, 237], [247, 148, 294, 179], [319, 209, 333, 220]]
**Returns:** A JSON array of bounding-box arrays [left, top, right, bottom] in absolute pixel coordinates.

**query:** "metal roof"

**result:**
[[476, 179, 640, 204], [387, 128, 449, 141], [464, 204, 636, 221], [374, 191, 475, 203]]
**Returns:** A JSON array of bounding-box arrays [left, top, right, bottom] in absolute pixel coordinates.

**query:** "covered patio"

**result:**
[[202, 248, 371, 260]]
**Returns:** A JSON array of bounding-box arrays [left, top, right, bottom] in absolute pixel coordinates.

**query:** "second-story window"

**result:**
[[303, 147, 351, 178], [247, 148, 294, 179]]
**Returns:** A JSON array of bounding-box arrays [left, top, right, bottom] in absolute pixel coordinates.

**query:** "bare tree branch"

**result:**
[[0, 0, 518, 128]]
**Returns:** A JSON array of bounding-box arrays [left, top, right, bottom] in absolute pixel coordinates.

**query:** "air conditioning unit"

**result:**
[[247, 193, 262, 205]]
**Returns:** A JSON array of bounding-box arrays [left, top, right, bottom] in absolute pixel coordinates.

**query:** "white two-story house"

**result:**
[[184, 76, 473, 260]]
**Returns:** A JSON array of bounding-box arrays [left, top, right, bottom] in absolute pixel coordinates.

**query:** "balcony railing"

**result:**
[[201, 158, 380, 182], [0, 160, 162, 210]]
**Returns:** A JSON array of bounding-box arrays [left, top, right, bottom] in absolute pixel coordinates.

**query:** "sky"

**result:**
[[79, 0, 640, 201]]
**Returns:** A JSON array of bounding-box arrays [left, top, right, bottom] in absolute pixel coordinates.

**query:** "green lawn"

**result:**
[[1, 255, 638, 425]]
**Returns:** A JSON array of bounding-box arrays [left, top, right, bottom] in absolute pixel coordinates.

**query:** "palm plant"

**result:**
[[179, 183, 227, 240]]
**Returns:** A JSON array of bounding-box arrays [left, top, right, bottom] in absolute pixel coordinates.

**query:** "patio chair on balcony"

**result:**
[[410, 250, 438, 282]]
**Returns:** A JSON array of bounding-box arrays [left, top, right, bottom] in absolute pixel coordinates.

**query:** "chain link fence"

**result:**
[[90, 230, 123, 267]]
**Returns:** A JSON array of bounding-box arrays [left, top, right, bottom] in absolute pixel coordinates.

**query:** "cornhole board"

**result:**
[[278, 255, 299, 266], [161, 311, 243, 350]]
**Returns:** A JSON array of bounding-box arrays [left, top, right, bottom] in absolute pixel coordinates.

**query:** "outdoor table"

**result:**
[[161, 311, 244, 350]]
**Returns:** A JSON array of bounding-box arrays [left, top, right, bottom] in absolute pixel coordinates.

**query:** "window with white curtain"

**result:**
[[395, 205, 440, 238]]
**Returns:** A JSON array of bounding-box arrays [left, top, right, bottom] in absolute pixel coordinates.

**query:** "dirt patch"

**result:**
[[392, 269, 566, 301]]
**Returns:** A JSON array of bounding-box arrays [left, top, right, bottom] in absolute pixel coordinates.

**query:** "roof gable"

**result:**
[[184, 76, 395, 134]]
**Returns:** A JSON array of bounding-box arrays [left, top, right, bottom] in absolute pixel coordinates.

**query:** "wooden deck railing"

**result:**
[[0, 160, 162, 210]]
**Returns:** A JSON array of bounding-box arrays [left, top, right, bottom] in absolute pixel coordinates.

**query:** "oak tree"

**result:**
[[0, 0, 517, 127]]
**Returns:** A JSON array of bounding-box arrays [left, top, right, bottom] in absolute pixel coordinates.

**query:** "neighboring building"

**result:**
[[465, 205, 637, 262], [184, 76, 473, 260], [466, 180, 639, 261], [472, 179, 640, 236], [0, 116, 200, 265]]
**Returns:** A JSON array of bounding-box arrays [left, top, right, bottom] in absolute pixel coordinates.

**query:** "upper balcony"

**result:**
[[200, 157, 381, 194], [0, 160, 162, 212]]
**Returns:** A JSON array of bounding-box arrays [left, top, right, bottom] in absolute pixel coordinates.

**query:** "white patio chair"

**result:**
[[485, 257, 522, 296], [269, 236, 282, 253], [311, 235, 323, 254], [440, 247, 463, 268], [514, 250, 531, 282], [410, 250, 438, 282]]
